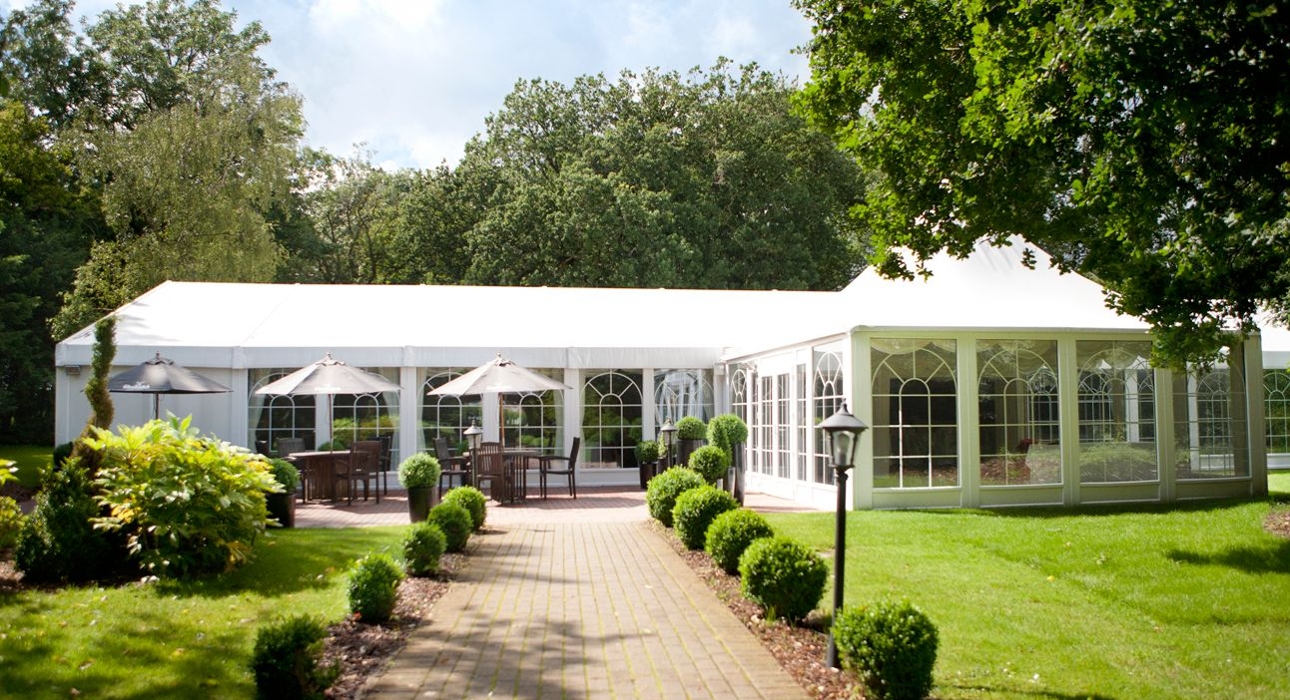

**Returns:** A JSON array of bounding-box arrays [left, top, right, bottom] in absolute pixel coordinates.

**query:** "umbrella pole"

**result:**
[[153, 394, 160, 421]]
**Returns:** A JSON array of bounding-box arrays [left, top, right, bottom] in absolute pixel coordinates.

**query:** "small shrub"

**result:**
[[0, 496, 23, 551], [403, 522, 448, 577], [398, 452, 441, 489], [706, 413, 749, 454], [675, 415, 707, 440], [348, 553, 404, 624], [833, 600, 939, 700], [645, 467, 705, 527], [442, 486, 487, 531], [688, 445, 730, 485], [705, 508, 774, 574], [268, 458, 301, 492], [15, 458, 121, 583], [635, 440, 661, 463], [739, 536, 828, 622], [250, 614, 337, 700], [672, 485, 738, 550], [427, 501, 472, 553], [87, 417, 277, 578]]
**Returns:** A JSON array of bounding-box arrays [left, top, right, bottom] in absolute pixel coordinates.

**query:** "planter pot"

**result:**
[[638, 461, 660, 489], [728, 445, 746, 505], [266, 491, 296, 528], [677, 438, 705, 468], [407, 486, 437, 522]]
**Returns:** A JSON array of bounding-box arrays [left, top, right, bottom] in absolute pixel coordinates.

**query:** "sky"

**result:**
[[3, 0, 815, 170]]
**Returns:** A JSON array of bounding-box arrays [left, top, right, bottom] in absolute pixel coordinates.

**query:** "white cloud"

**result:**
[[2, 0, 813, 170]]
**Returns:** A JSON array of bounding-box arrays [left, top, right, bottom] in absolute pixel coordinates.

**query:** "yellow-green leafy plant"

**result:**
[[87, 416, 278, 578]]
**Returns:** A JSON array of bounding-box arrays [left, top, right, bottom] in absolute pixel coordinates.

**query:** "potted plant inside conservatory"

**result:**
[[399, 453, 442, 522], [636, 439, 662, 489], [265, 458, 301, 528], [674, 416, 707, 467]]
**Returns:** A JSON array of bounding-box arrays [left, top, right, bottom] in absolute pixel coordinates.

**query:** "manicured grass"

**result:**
[[0, 526, 407, 699], [1270, 469, 1290, 496], [766, 497, 1290, 699], [0, 444, 53, 488]]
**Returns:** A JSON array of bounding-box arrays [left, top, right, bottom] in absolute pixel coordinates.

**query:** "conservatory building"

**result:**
[[53, 238, 1274, 510]]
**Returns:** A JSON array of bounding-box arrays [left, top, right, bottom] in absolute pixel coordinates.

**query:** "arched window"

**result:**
[[871, 339, 958, 488], [1175, 365, 1247, 479], [422, 370, 483, 453], [583, 371, 643, 469], [1076, 341, 1157, 483], [813, 349, 844, 484], [248, 369, 316, 453], [653, 369, 714, 426], [1266, 370, 1290, 456], [330, 368, 399, 459], [977, 340, 1061, 485]]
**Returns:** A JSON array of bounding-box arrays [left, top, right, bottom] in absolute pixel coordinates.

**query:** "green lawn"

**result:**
[[1270, 469, 1290, 496], [768, 496, 1290, 700], [0, 526, 407, 699], [0, 445, 53, 488]]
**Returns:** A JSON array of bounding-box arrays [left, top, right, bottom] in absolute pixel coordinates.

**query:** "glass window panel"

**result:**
[[1266, 370, 1290, 455], [871, 339, 958, 488], [248, 369, 316, 453], [814, 349, 844, 484], [422, 369, 484, 453], [1174, 360, 1249, 479], [976, 340, 1061, 486], [583, 370, 643, 469], [1077, 340, 1158, 483], [654, 369, 714, 426]]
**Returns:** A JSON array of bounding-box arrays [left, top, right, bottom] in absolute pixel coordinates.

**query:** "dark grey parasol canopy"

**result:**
[[108, 352, 232, 420]]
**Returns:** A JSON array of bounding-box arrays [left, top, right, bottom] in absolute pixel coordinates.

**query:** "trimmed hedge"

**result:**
[[250, 614, 337, 699], [833, 600, 939, 700], [738, 536, 828, 622], [427, 501, 472, 553], [442, 486, 487, 531], [672, 485, 738, 550], [645, 467, 705, 527], [348, 553, 404, 624], [403, 521, 448, 577], [705, 508, 774, 574]]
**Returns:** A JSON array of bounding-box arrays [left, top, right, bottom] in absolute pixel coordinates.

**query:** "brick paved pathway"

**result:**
[[359, 489, 811, 699]]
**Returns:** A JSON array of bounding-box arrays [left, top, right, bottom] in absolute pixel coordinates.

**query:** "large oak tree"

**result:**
[[794, 0, 1290, 365]]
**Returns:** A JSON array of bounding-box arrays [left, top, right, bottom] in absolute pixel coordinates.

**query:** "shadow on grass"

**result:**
[[156, 526, 405, 599], [911, 495, 1269, 520], [1166, 540, 1290, 574], [943, 683, 1117, 700]]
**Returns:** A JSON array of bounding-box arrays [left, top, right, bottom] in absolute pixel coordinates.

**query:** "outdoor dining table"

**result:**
[[286, 450, 352, 502], [462, 448, 543, 503]]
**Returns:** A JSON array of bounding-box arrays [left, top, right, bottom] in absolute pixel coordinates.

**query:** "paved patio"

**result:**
[[297, 485, 821, 699]]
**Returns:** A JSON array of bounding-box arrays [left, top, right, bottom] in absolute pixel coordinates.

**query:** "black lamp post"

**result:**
[[659, 417, 677, 470], [464, 419, 483, 482], [819, 402, 867, 669]]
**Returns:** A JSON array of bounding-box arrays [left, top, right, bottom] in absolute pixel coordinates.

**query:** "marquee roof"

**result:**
[[56, 237, 1158, 371]]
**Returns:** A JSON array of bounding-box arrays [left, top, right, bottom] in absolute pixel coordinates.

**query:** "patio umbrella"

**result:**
[[255, 353, 402, 446], [429, 354, 571, 447], [108, 352, 232, 420]]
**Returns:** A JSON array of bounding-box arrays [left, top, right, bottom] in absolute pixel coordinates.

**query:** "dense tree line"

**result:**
[[0, 1, 866, 444], [794, 0, 1290, 366]]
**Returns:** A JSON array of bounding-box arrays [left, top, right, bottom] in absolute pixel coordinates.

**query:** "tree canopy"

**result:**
[[436, 61, 868, 290], [794, 0, 1290, 365]]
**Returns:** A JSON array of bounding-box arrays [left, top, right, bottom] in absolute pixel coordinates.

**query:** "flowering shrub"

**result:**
[[87, 417, 278, 579]]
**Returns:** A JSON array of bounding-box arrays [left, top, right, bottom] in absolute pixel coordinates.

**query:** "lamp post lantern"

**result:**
[[659, 417, 677, 470], [819, 402, 867, 669], [464, 419, 483, 479]]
